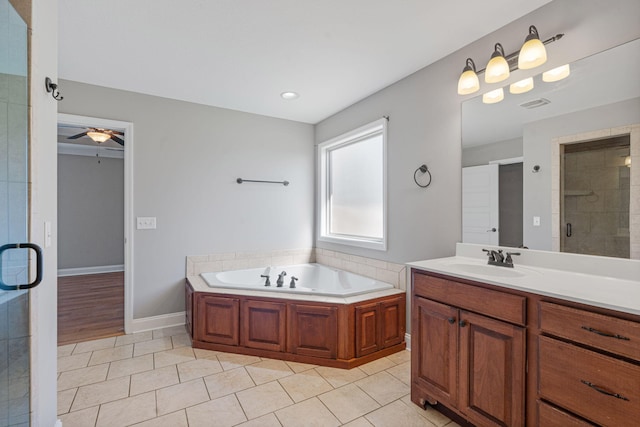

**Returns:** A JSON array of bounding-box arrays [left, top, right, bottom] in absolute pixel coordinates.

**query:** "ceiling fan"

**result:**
[[67, 127, 125, 145]]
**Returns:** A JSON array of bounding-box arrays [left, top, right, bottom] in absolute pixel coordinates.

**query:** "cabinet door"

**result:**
[[195, 295, 240, 345], [458, 310, 525, 427], [288, 304, 337, 359], [355, 302, 380, 357], [380, 296, 406, 348], [412, 297, 458, 405], [242, 300, 287, 352], [185, 282, 194, 337]]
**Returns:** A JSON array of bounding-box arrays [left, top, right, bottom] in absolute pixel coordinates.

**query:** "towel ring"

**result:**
[[414, 164, 432, 188]]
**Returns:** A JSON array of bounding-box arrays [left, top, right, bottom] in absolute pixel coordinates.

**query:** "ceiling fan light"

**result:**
[[87, 131, 111, 143], [482, 87, 504, 104], [518, 26, 547, 70], [485, 43, 510, 83], [542, 64, 570, 82], [458, 58, 480, 95], [509, 77, 534, 94]]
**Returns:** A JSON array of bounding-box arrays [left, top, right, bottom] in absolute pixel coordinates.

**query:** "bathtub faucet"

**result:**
[[276, 271, 287, 287], [289, 276, 298, 288], [260, 274, 271, 287]]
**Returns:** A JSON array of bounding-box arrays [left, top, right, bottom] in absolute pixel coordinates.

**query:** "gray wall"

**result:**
[[462, 138, 523, 167], [58, 154, 124, 269], [523, 97, 640, 250], [59, 84, 314, 318]]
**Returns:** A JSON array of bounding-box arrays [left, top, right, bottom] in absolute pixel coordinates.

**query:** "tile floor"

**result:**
[[57, 326, 459, 427]]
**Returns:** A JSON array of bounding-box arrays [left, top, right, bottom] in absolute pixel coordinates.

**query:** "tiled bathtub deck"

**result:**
[[57, 326, 459, 427]]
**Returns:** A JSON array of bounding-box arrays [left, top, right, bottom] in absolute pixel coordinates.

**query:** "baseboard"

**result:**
[[58, 264, 125, 277], [131, 311, 186, 333], [405, 333, 411, 351]]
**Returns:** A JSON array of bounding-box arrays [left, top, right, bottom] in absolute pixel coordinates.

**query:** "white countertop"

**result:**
[[408, 245, 640, 316]]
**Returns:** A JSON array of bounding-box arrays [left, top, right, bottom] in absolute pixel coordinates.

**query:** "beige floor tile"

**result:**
[[152, 325, 187, 338], [356, 371, 410, 405], [186, 394, 247, 427], [400, 395, 452, 427], [359, 357, 396, 376], [236, 381, 294, 419], [315, 366, 367, 388], [245, 359, 294, 385], [204, 367, 256, 400], [386, 361, 410, 385], [386, 349, 410, 365], [278, 369, 333, 402], [177, 358, 223, 382], [217, 352, 261, 370], [318, 384, 380, 424], [342, 417, 374, 427], [57, 343, 76, 358], [131, 410, 188, 427], [155, 378, 209, 416], [57, 352, 91, 373], [235, 413, 281, 427], [153, 346, 195, 368], [133, 337, 173, 357], [88, 344, 133, 366], [275, 397, 340, 427], [131, 365, 179, 396], [71, 376, 130, 411], [285, 360, 317, 373], [193, 347, 221, 360], [115, 331, 153, 347], [72, 337, 116, 354], [57, 364, 109, 391], [107, 354, 154, 379], [58, 406, 99, 427], [95, 391, 157, 427], [365, 399, 436, 427], [171, 333, 192, 348], [57, 388, 77, 415]]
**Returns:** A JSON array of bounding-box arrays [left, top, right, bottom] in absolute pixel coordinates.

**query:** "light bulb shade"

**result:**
[[87, 131, 111, 143], [542, 64, 570, 82], [518, 26, 547, 69], [482, 87, 504, 104], [625, 156, 631, 167], [509, 77, 534, 94], [457, 58, 480, 95], [485, 43, 510, 83]]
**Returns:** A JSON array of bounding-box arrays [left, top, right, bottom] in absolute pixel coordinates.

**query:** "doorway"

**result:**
[[56, 114, 134, 343]]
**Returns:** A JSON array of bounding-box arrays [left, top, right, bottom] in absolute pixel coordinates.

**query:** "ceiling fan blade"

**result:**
[[67, 132, 88, 139], [110, 135, 125, 146]]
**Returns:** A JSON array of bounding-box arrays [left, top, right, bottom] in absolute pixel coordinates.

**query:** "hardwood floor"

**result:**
[[58, 272, 125, 345]]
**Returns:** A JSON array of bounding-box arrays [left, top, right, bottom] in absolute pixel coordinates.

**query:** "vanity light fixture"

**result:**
[[86, 131, 111, 143], [518, 25, 547, 69], [280, 91, 300, 100], [457, 58, 480, 95], [485, 43, 510, 83], [509, 77, 534, 94], [625, 156, 631, 168], [482, 88, 504, 104], [542, 64, 570, 82]]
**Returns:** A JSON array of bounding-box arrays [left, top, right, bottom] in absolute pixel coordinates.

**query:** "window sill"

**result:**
[[317, 235, 387, 251]]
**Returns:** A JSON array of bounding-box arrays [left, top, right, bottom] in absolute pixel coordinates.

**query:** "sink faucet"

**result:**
[[260, 274, 271, 287], [482, 248, 520, 268], [276, 271, 287, 287], [289, 276, 298, 288]]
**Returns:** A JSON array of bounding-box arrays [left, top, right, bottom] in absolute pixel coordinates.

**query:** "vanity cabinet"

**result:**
[[241, 300, 286, 352], [195, 294, 240, 346], [288, 303, 338, 359], [355, 295, 405, 357], [411, 270, 525, 427]]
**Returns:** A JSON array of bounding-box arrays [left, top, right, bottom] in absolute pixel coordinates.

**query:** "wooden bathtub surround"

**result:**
[[185, 279, 406, 368], [410, 268, 640, 427]]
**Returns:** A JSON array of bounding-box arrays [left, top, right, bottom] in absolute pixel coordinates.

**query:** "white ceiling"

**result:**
[[58, 0, 552, 124]]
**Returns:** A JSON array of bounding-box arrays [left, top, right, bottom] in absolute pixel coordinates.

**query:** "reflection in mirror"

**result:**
[[461, 39, 640, 259]]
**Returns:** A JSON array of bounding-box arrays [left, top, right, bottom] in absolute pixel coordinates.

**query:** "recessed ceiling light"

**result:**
[[280, 91, 299, 100]]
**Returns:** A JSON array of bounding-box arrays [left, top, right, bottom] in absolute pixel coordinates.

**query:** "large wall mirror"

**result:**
[[461, 38, 640, 259]]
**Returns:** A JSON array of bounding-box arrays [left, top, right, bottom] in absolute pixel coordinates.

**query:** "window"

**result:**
[[317, 118, 387, 250]]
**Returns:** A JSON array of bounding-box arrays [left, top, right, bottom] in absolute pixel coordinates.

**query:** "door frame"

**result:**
[[57, 113, 134, 333]]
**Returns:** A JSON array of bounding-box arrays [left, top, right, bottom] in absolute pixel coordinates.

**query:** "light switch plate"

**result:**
[[137, 217, 157, 229], [533, 216, 541, 226]]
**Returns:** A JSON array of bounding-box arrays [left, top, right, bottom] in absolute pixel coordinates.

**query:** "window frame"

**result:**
[[317, 118, 387, 251]]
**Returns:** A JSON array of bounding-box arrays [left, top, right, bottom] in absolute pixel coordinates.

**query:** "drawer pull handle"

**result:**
[[581, 326, 630, 341], [580, 380, 629, 401], [447, 317, 456, 324], [459, 320, 467, 327]]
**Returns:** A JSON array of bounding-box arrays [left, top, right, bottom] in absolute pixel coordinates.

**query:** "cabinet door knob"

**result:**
[[459, 320, 467, 327], [447, 317, 456, 324]]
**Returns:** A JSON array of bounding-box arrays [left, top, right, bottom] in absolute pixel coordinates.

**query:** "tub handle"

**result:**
[[260, 274, 271, 287], [289, 276, 298, 288]]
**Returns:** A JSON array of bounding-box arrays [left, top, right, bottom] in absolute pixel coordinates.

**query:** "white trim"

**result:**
[[488, 156, 523, 165], [57, 113, 135, 333], [405, 333, 411, 351], [58, 142, 124, 159], [131, 312, 186, 333], [58, 264, 125, 277]]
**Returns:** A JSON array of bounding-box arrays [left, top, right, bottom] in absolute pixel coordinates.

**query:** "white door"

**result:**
[[462, 164, 499, 245]]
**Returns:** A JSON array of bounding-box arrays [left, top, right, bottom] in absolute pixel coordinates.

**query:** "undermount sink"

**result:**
[[445, 263, 528, 278]]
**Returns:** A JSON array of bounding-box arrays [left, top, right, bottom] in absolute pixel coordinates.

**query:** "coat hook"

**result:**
[[45, 77, 63, 101]]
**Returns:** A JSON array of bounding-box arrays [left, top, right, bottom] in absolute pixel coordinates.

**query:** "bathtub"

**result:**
[[200, 263, 394, 297]]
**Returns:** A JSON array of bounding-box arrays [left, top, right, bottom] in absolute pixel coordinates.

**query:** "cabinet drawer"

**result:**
[[539, 301, 640, 360], [539, 336, 640, 427], [412, 270, 526, 325], [537, 401, 594, 427]]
